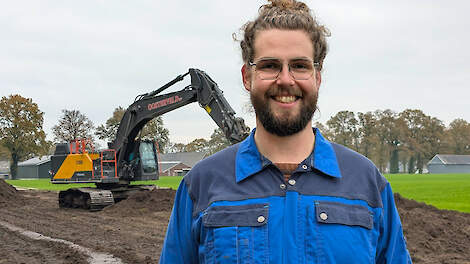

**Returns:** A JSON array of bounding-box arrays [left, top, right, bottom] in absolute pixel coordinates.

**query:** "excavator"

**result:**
[[50, 68, 250, 211]]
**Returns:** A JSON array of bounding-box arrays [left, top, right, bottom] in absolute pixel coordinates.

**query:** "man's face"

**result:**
[[242, 29, 321, 137]]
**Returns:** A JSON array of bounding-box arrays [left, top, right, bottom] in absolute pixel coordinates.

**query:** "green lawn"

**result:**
[[7, 174, 470, 213], [132, 176, 183, 190], [6, 176, 183, 191], [385, 173, 470, 213], [6, 179, 95, 191]]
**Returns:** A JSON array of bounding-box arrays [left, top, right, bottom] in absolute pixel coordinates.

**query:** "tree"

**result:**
[[140, 116, 170, 153], [399, 109, 445, 173], [0, 95, 48, 179], [184, 138, 209, 153], [52, 109, 95, 143], [373, 110, 405, 173], [424, 117, 445, 160], [207, 128, 231, 155], [0, 144, 9, 160], [96, 106, 126, 142], [357, 112, 378, 159], [326, 111, 360, 151], [314, 121, 331, 140], [96, 106, 170, 153], [166, 143, 187, 153], [443, 118, 470, 154]]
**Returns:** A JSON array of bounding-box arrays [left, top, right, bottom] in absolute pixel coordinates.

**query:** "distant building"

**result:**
[[159, 161, 192, 176], [427, 154, 470, 174], [158, 152, 205, 176], [0, 160, 9, 179], [17, 156, 52, 179]]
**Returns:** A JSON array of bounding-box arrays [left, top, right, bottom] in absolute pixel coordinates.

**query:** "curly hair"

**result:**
[[237, 0, 330, 71]]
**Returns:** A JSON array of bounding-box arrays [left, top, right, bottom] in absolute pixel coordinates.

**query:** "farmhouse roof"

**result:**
[[18, 156, 51, 166], [428, 154, 470, 165], [159, 161, 182, 172], [159, 152, 205, 168]]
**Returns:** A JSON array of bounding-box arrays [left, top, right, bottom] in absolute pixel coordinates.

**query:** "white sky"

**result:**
[[2, 1, 469, 144]]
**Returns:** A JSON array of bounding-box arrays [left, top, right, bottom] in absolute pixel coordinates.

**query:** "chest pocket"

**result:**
[[306, 201, 375, 264], [202, 203, 269, 264]]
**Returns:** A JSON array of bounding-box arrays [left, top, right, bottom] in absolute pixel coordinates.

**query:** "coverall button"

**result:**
[[257, 216, 266, 223], [320, 212, 328, 221], [288, 179, 296, 186], [302, 164, 308, 170], [280, 184, 286, 190]]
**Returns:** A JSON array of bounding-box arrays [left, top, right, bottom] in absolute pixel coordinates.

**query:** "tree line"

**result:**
[[316, 109, 470, 173], [1, 94, 469, 177]]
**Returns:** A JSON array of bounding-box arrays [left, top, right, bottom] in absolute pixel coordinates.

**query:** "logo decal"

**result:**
[[148, 96, 183, 111]]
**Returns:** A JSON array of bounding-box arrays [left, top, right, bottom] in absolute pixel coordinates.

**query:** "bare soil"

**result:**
[[1, 179, 470, 263]]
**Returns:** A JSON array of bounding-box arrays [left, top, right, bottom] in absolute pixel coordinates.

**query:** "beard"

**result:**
[[250, 87, 318, 137]]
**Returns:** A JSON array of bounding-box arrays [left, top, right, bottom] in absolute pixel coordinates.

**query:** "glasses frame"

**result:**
[[249, 58, 320, 80]]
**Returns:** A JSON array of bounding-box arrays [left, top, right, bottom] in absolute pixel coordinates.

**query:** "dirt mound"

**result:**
[[395, 193, 470, 264], [0, 179, 25, 206], [103, 188, 176, 216]]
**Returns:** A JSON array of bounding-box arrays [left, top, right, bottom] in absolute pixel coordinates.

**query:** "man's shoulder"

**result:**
[[182, 144, 241, 215], [184, 143, 240, 183], [329, 142, 377, 170], [194, 144, 239, 170], [328, 142, 388, 204]]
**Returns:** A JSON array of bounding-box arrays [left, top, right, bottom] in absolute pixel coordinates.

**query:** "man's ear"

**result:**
[[241, 64, 252, 92], [315, 70, 322, 89]]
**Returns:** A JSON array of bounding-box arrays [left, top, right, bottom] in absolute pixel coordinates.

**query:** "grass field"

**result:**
[[385, 173, 470, 213], [6, 174, 470, 213], [6, 176, 184, 191]]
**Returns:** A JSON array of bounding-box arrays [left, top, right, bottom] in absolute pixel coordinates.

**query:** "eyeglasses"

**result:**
[[249, 58, 319, 80]]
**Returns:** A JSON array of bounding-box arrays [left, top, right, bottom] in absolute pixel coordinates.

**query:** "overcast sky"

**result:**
[[2, 1, 469, 145]]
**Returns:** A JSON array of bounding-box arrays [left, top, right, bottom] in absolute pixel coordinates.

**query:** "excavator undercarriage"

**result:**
[[58, 185, 156, 211]]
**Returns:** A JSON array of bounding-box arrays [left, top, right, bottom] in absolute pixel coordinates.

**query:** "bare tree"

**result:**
[[52, 109, 95, 143]]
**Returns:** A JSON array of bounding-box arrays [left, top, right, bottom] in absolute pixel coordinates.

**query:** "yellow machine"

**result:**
[[51, 139, 117, 183]]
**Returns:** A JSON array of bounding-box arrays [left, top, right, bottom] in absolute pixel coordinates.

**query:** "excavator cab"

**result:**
[[124, 140, 159, 181]]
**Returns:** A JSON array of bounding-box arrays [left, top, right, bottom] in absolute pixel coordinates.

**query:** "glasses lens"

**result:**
[[254, 59, 282, 80], [290, 59, 314, 80]]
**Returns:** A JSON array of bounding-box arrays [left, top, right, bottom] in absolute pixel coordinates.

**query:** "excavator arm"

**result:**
[[111, 68, 249, 181]]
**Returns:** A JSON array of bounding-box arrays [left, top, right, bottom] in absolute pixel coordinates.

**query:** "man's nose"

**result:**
[[276, 64, 295, 85]]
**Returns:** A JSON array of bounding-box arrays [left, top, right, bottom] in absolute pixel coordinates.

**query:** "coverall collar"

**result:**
[[236, 128, 342, 183]]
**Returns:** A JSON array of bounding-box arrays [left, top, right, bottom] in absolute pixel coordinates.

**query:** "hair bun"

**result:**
[[265, 0, 309, 12]]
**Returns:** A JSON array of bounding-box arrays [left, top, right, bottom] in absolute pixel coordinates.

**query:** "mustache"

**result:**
[[266, 86, 303, 97]]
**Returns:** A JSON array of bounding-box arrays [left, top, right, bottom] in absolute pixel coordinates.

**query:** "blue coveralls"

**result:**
[[160, 129, 412, 264]]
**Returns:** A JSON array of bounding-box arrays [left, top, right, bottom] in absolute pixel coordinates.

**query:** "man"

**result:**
[[160, 0, 412, 263]]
